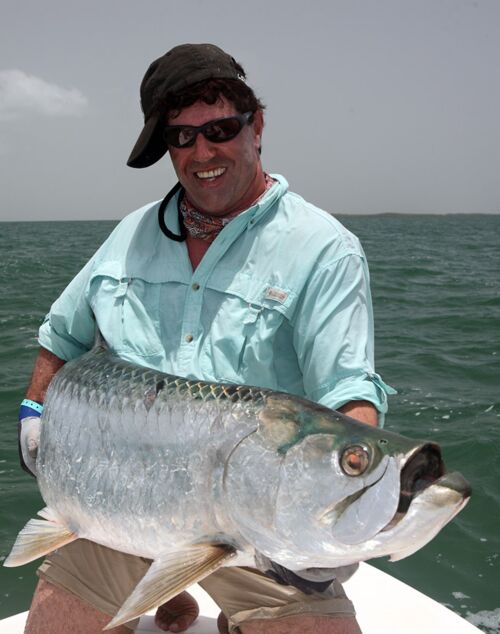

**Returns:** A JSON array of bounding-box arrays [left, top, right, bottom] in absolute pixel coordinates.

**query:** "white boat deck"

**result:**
[[0, 563, 481, 633]]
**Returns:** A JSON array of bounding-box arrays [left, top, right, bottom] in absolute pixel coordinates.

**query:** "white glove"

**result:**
[[18, 416, 41, 477]]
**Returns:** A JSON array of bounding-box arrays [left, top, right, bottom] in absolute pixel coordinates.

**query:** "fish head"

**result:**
[[226, 393, 470, 571]]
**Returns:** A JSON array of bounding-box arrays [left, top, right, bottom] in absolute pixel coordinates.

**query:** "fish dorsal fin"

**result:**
[[93, 327, 108, 350], [105, 543, 236, 630], [3, 512, 77, 567]]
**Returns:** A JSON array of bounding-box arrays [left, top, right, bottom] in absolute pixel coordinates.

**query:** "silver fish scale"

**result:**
[[67, 351, 265, 404], [37, 348, 268, 559]]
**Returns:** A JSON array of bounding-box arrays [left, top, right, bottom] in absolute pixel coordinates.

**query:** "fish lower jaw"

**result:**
[[380, 511, 406, 533], [378, 493, 471, 562], [382, 471, 471, 535]]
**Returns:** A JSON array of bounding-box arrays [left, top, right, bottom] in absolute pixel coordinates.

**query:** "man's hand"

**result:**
[[18, 416, 42, 477], [154, 591, 199, 632], [19, 346, 66, 477]]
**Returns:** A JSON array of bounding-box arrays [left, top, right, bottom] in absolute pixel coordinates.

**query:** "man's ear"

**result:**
[[252, 109, 264, 149]]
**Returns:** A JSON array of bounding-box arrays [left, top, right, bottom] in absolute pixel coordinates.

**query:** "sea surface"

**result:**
[[0, 215, 499, 632]]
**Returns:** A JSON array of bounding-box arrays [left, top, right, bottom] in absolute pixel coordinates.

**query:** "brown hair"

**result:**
[[159, 78, 266, 120]]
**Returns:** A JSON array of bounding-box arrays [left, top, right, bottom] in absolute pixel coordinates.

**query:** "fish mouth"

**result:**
[[398, 443, 444, 512], [383, 443, 470, 532]]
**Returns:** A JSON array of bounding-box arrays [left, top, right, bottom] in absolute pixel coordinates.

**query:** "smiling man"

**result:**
[[168, 103, 264, 214], [19, 44, 393, 633]]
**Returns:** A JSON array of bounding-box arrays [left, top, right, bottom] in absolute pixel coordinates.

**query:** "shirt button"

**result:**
[[185, 334, 194, 343], [192, 282, 200, 291]]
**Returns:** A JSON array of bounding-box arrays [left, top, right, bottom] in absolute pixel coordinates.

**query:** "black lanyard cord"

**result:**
[[157, 182, 187, 242]]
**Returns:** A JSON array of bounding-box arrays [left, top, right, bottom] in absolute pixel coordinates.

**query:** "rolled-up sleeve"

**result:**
[[38, 256, 97, 361], [293, 253, 395, 423]]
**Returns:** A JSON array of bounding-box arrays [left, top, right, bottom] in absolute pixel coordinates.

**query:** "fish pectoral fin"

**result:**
[[3, 514, 77, 567], [105, 543, 236, 630]]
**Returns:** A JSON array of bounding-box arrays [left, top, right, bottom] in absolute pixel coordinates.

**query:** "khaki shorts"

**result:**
[[38, 540, 356, 633]]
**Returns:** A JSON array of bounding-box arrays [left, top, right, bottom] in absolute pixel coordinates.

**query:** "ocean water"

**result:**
[[0, 215, 499, 632]]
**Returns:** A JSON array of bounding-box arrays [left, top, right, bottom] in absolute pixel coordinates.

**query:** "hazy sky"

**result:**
[[1, 0, 499, 220]]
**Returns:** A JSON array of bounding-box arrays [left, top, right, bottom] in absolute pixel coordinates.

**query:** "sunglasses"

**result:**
[[163, 112, 254, 148]]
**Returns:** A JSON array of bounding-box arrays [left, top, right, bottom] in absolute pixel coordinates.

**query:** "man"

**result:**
[[19, 44, 393, 633]]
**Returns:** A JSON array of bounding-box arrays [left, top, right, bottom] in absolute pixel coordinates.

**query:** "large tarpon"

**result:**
[[5, 343, 470, 628]]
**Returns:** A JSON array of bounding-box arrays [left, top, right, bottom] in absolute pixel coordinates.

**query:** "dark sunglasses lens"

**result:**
[[164, 114, 250, 148], [204, 118, 243, 143], [165, 127, 196, 148]]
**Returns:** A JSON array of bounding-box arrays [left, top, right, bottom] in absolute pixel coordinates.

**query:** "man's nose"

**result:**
[[191, 132, 217, 161]]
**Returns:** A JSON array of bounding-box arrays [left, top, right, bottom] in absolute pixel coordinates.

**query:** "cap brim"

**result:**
[[127, 112, 169, 168]]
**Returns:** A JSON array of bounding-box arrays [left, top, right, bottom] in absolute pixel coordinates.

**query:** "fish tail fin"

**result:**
[[104, 543, 236, 630], [3, 511, 77, 567], [37, 506, 60, 522]]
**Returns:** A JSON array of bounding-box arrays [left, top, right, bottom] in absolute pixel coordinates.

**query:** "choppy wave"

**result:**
[[466, 607, 500, 634]]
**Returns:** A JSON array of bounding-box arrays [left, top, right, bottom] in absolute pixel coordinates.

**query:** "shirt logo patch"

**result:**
[[265, 287, 288, 303]]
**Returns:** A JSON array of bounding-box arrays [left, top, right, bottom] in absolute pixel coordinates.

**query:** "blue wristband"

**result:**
[[19, 399, 44, 420]]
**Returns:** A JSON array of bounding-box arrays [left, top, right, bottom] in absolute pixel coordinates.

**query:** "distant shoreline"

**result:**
[[1, 212, 499, 223]]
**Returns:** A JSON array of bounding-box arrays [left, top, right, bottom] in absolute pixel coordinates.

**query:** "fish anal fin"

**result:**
[[4, 515, 77, 567], [105, 543, 236, 630]]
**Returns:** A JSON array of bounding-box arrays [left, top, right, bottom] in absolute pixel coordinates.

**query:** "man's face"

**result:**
[[167, 96, 264, 216]]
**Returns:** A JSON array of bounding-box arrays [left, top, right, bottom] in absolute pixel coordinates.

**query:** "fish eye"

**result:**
[[340, 445, 371, 476]]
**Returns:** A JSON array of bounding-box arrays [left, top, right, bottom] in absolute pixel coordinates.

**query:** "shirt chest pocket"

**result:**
[[88, 268, 163, 358], [217, 278, 294, 332], [240, 300, 287, 338], [204, 276, 297, 382]]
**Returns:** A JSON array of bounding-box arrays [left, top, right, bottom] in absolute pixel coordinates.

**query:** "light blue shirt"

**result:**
[[39, 174, 394, 419]]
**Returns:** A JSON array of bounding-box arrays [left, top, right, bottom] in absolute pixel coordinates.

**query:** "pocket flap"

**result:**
[[206, 273, 297, 318]]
